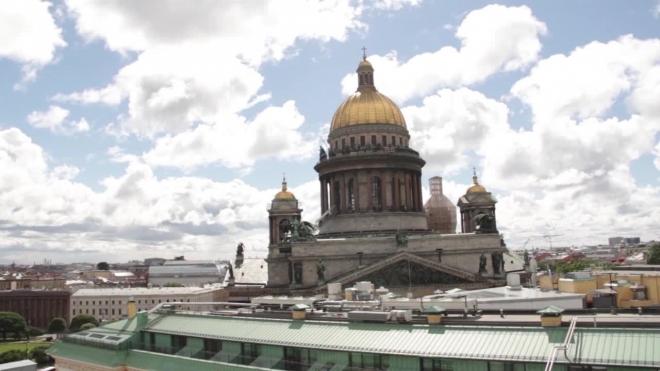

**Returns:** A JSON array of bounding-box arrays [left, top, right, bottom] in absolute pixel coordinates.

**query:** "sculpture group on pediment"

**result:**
[[291, 219, 318, 242]]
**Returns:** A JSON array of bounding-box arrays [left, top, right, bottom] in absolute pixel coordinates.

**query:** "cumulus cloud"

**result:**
[[0, 0, 66, 88], [0, 127, 319, 263], [26, 105, 90, 134], [142, 101, 317, 172], [341, 4, 547, 102]]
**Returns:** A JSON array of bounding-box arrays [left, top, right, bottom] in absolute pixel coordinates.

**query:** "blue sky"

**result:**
[[1, 0, 659, 264]]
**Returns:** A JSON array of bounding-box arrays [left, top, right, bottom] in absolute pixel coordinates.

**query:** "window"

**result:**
[[86, 309, 89, 314], [86, 301, 88, 305], [285, 347, 317, 370], [119, 301, 122, 305], [399, 137, 403, 146], [112, 301, 115, 305], [422, 358, 454, 371], [360, 136, 365, 146], [371, 176, 382, 209], [334, 181, 341, 211], [350, 137, 355, 147], [351, 352, 387, 369], [334, 141, 338, 149], [149, 332, 156, 346], [73, 301, 76, 305], [242, 343, 261, 364], [92, 309, 95, 315], [118, 309, 122, 315], [172, 335, 187, 352], [279, 219, 292, 242], [159, 300, 162, 303], [152, 300, 155, 304], [382, 135, 387, 146], [392, 136, 395, 145], [112, 309, 115, 315], [489, 361, 515, 371], [92, 301, 95, 305], [105, 301, 108, 305], [371, 135, 377, 145], [341, 138, 346, 149], [72, 309, 76, 315], [204, 338, 222, 356], [167, 299, 170, 302], [138, 300, 141, 304]]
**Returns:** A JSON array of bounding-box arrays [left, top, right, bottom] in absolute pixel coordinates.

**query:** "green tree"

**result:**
[[79, 323, 96, 331], [0, 312, 27, 341], [0, 349, 26, 364], [48, 318, 67, 337], [646, 243, 660, 264], [27, 326, 44, 338], [30, 346, 51, 365], [163, 282, 184, 287], [96, 261, 110, 270], [69, 314, 98, 332]]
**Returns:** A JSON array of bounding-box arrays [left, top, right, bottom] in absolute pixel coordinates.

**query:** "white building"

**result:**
[[71, 286, 224, 322], [148, 260, 225, 287]]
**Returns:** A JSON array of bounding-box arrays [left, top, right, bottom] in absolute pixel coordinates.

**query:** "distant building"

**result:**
[[0, 290, 71, 329], [71, 286, 227, 322], [0, 277, 65, 291], [624, 237, 641, 245], [0, 360, 37, 371], [424, 176, 456, 234], [148, 260, 224, 287], [143, 258, 166, 266], [609, 236, 623, 246]]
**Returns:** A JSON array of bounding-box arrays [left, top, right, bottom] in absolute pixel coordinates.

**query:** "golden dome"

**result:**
[[330, 90, 406, 131], [330, 55, 405, 132], [274, 176, 296, 200], [466, 171, 487, 194]]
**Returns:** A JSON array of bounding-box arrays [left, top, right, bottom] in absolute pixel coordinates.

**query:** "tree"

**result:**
[[0, 312, 27, 341], [96, 261, 110, 270], [69, 314, 98, 332], [0, 349, 25, 364], [48, 318, 67, 337], [80, 323, 96, 331], [647, 243, 660, 264], [27, 326, 44, 338], [30, 346, 51, 365], [163, 282, 184, 287]]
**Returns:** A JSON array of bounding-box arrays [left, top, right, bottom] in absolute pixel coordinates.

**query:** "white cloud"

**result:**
[[26, 105, 90, 134], [653, 1, 660, 18], [341, 4, 547, 103], [402, 88, 510, 173], [511, 35, 660, 121], [0, 0, 66, 87], [372, 0, 422, 11], [0, 127, 319, 263], [142, 101, 317, 172]]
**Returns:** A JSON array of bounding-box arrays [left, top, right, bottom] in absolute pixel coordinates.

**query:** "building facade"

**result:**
[[0, 290, 70, 329], [148, 260, 224, 287], [70, 287, 226, 322], [265, 57, 506, 294], [0, 277, 66, 290]]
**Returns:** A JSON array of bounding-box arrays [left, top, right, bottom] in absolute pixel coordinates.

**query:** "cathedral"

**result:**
[[265, 54, 508, 295]]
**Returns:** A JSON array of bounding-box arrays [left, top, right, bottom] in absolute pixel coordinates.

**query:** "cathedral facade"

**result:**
[[265, 55, 507, 295]]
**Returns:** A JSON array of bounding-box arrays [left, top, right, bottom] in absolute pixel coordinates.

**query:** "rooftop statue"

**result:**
[[316, 259, 326, 282], [473, 212, 497, 234], [395, 230, 408, 248], [291, 219, 318, 242], [236, 242, 244, 257], [479, 252, 487, 274]]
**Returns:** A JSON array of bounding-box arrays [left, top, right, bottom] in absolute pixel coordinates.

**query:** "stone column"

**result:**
[[330, 175, 336, 212], [411, 173, 418, 212], [320, 178, 326, 214], [417, 173, 424, 211], [380, 170, 387, 211], [367, 173, 374, 211], [354, 172, 360, 212], [340, 173, 346, 212], [404, 172, 411, 210], [393, 173, 399, 210]]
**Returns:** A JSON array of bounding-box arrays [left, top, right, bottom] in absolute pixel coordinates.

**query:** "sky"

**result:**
[[1, 0, 660, 264]]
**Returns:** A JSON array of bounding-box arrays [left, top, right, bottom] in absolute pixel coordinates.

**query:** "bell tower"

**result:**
[[457, 169, 498, 233], [267, 175, 302, 246]]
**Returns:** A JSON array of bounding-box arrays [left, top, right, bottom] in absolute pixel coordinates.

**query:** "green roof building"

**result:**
[[47, 308, 660, 371]]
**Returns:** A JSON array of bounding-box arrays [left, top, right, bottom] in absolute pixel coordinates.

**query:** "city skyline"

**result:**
[[1, 0, 660, 264]]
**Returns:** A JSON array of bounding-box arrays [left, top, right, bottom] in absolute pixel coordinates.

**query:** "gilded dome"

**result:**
[[466, 172, 487, 194], [274, 176, 296, 200], [330, 56, 406, 132]]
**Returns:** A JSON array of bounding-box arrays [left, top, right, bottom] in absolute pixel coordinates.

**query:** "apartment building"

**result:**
[[70, 286, 226, 322]]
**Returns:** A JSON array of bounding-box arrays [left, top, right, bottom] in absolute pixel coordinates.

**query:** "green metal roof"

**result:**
[[140, 314, 660, 366], [536, 305, 565, 314]]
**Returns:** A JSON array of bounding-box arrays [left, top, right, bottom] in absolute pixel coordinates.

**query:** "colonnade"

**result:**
[[319, 170, 424, 215]]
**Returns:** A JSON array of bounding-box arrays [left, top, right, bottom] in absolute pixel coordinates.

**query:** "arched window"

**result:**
[[371, 176, 381, 210], [409, 178, 415, 211], [348, 179, 355, 212], [359, 75, 364, 85], [279, 219, 291, 242]]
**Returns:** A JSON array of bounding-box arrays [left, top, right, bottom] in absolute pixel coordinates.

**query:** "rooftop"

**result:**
[[72, 286, 219, 297]]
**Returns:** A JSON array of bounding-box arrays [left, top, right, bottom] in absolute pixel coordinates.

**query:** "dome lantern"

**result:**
[[274, 174, 296, 200], [466, 167, 487, 194]]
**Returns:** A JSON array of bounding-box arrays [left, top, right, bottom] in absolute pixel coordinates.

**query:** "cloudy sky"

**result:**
[[1, 0, 660, 264]]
